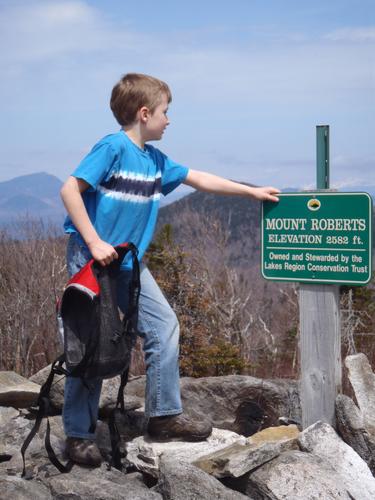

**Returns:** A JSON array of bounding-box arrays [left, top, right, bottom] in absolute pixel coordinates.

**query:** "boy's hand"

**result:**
[[251, 186, 280, 202], [87, 239, 118, 266]]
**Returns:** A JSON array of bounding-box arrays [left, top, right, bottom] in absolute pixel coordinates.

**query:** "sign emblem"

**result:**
[[307, 198, 321, 211]]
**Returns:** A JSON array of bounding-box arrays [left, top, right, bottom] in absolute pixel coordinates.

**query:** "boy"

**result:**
[[61, 73, 279, 467]]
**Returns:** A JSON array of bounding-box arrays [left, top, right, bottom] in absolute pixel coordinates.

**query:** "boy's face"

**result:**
[[142, 93, 170, 142]]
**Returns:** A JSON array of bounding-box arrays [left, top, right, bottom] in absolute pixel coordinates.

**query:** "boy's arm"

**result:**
[[60, 176, 118, 266], [184, 169, 280, 202]]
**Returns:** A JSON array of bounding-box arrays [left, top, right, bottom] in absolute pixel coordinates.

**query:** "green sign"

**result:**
[[261, 192, 373, 285]]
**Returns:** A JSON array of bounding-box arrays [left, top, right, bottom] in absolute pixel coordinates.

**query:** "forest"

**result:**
[[1, 213, 374, 387]]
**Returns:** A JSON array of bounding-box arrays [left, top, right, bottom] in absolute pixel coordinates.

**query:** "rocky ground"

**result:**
[[1, 354, 375, 499]]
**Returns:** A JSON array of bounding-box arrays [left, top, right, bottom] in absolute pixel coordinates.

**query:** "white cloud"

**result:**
[[331, 178, 363, 189], [0, 0, 137, 65], [324, 27, 375, 42], [0, 1, 374, 188], [333, 154, 375, 171], [1, 1, 373, 102]]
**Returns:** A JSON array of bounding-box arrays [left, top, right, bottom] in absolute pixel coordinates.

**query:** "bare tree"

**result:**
[[0, 218, 67, 376]]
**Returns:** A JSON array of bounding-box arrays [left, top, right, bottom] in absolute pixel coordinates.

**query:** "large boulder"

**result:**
[[336, 393, 375, 474], [0, 475, 52, 500], [0, 406, 20, 459], [1, 414, 66, 479], [0, 409, 162, 499], [180, 376, 300, 430], [29, 365, 143, 415], [194, 425, 299, 478], [336, 353, 375, 474], [30, 364, 65, 410], [345, 353, 375, 435], [126, 428, 247, 478], [115, 374, 301, 426], [0, 408, 44, 461], [0, 371, 40, 408], [157, 456, 249, 500], [99, 378, 144, 417], [247, 449, 353, 499], [106, 374, 300, 436], [245, 421, 375, 499], [28, 370, 301, 439], [298, 421, 375, 500], [44, 466, 162, 500]]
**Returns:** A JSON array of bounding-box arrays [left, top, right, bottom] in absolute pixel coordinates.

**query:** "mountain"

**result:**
[[0, 172, 65, 229], [0, 172, 63, 201], [158, 186, 262, 269], [1, 171, 374, 235]]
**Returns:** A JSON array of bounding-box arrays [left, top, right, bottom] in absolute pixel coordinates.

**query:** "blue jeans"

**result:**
[[62, 236, 182, 439]]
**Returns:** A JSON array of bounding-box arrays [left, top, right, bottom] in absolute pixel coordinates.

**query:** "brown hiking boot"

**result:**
[[147, 413, 212, 442], [65, 437, 103, 467]]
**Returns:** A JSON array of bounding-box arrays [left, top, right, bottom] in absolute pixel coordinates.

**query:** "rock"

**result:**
[[298, 420, 375, 500], [124, 374, 301, 431], [45, 465, 162, 500], [247, 450, 353, 499], [3, 452, 161, 499], [0, 407, 20, 459], [94, 420, 113, 460], [96, 410, 146, 462], [179, 375, 301, 431], [3, 448, 53, 480], [1, 414, 66, 478], [336, 393, 375, 474], [120, 374, 146, 399], [29, 369, 301, 433], [157, 456, 248, 499], [3, 411, 143, 478], [0, 474, 52, 499], [126, 428, 246, 478], [29, 365, 143, 415], [1, 412, 38, 460], [0, 406, 19, 425], [30, 364, 65, 411], [229, 400, 265, 436], [99, 378, 144, 417], [194, 425, 299, 478], [0, 371, 41, 408], [345, 353, 375, 434], [247, 424, 300, 444]]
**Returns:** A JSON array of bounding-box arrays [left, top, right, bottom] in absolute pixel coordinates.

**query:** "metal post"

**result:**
[[316, 125, 330, 189], [299, 125, 341, 429]]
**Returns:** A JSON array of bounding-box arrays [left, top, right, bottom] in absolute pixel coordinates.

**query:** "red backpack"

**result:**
[[21, 243, 140, 476]]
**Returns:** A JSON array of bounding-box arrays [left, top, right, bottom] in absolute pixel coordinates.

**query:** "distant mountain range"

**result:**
[[0, 172, 374, 232], [0, 172, 65, 228], [0, 172, 188, 230]]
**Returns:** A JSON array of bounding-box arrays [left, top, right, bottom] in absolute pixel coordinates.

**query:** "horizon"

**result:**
[[0, 0, 374, 191], [3, 170, 375, 196]]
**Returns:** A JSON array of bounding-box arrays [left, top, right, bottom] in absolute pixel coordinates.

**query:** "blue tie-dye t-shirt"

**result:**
[[63, 130, 189, 269]]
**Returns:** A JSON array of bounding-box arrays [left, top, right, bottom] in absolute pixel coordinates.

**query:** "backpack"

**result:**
[[21, 243, 140, 477]]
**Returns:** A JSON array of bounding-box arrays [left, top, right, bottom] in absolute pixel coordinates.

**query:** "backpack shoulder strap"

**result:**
[[21, 355, 73, 477], [107, 368, 130, 471]]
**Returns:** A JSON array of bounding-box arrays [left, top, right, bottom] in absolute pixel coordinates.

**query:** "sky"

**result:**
[[0, 0, 374, 193]]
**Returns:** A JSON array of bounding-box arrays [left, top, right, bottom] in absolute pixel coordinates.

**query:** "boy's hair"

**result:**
[[110, 73, 172, 126]]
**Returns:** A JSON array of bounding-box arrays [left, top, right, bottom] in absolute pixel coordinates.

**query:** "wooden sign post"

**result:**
[[300, 125, 341, 428]]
